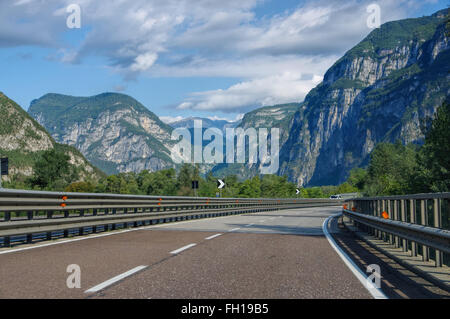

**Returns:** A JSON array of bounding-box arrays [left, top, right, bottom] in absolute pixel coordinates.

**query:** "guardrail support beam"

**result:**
[[434, 198, 443, 267]]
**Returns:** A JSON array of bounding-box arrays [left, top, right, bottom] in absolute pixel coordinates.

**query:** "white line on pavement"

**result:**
[[170, 243, 197, 254], [228, 228, 241, 232], [205, 234, 222, 240], [245, 224, 254, 227], [85, 265, 148, 293], [322, 214, 388, 299]]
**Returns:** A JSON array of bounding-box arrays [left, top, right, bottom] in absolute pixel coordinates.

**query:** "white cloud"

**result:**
[[130, 52, 158, 72], [0, 0, 437, 113], [160, 115, 185, 124], [178, 72, 323, 112]]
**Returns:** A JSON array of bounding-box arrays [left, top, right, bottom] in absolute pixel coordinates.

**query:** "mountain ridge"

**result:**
[[279, 8, 449, 186]]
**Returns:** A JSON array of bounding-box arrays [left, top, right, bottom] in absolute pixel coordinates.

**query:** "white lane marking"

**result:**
[[0, 208, 299, 255], [85, 265, 148, 293], [0, 228, 137, 255], [245, 223, 254, 227], [259, 220, 266, 223], [205, 233, 222, 240], [322, 214, 388, 299], [170, 243, 197, 254], [228, 228, 241, 232]]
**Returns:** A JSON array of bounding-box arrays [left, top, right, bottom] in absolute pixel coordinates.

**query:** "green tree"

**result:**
[[29, 149, 78, 190], [238, 176, 261, 198], [65, 181, 95, 193], [414, 100, 450, 192], [347, 168, 368, 190], [364, 142, 418, 196]]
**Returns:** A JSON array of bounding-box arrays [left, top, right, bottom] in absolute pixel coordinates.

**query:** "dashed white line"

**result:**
[[84, 265, 148, 293], [170, 243, 197, 255], [205, 234, 222, 240], [228, 228, 241, 232], [245, 223, 254, 227]]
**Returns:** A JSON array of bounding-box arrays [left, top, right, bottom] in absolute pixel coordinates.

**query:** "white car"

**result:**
[[329, 195, 342, 199]]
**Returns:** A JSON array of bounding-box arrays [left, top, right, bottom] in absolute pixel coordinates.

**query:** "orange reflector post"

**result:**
[[60, 203, 66, 208], [62, 196, 68, 201], [382, 211, 389, 219], [343, 204, 348, 210], [351, 207, 357, 212]]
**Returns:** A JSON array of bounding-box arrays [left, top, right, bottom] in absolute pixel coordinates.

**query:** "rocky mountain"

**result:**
[[212, 103, 301, 179], [279, 9, 450, 186], [29, 93, 175, 175], [0, 92, 102, 181]]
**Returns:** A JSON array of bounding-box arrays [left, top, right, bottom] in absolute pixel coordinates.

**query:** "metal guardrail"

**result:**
[[0, 189, 342, 247], [343, 193, 450, 267]]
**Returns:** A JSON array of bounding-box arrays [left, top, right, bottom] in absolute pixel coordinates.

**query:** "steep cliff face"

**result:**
[[29, 93, 175, 175], [0, 92, 102, 181], [280, 9, 449, 186]]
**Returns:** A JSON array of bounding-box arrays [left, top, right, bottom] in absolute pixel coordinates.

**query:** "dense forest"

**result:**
[[3, 100, 448, 198]]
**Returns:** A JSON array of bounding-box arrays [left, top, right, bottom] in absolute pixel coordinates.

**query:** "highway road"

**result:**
[[0, 206, 447, 299]]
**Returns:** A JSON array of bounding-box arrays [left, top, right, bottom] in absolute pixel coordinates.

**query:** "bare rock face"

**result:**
[[279, 9, 449, 186], [29, 92, 175, 175], [0, 92, 101, 180]]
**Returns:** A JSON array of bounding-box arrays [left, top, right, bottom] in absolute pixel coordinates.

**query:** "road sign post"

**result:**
[[217, 179, 225, 198], [0, 158, 8, 188], [192, 180, 199, 197]]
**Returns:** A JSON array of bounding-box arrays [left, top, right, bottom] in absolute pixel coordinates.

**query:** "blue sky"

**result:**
[[0, 0, 448, 123]]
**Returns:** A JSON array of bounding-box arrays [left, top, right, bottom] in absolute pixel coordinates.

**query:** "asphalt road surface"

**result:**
[[0, 206, 445, 299]]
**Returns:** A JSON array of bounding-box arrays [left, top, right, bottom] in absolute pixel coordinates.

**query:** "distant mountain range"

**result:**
[[2, 9, 448, 186], [168, 117, 240, 131]]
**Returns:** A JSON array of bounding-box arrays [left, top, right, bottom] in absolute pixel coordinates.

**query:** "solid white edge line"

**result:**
[[322, 214, 388, 300], [84, 265, 148, 293], [205, 233, 222, 240], [170, 243, 197, 254]]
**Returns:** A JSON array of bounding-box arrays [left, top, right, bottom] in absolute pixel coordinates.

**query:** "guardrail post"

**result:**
[[420, 199, 429, 262], [4, 236, 10, 247], [400, 200, 407, 252], [27, 211, 33, 220], [382, 200, 387, 241], [409, 199, 417, 257], [388, 200, 394, 245], [4, 212, 11, 221], [393, 200, 400, 247], [433, 198, 443, 267]]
